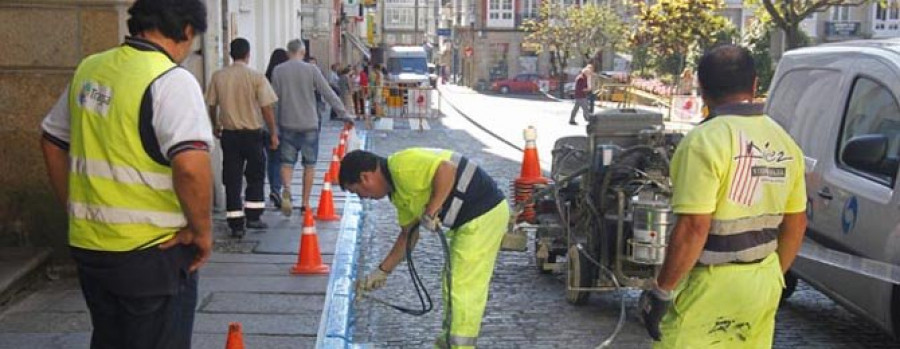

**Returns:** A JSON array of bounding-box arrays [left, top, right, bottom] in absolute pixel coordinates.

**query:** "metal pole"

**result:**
[[415, 0, 420, 44], [452, 0, 460, 83]]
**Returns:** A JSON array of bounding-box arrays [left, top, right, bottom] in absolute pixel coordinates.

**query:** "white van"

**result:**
[[766, 38, 900, 336], [385, 46, 430, 87]]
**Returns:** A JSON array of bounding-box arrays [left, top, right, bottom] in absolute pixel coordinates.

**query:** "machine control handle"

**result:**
[[817, 188, 833, 200]]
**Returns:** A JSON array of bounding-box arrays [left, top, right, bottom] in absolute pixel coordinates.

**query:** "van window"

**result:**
[[767, 69, 843, 153], [387, 57, 427, 75], [838, 77, 900, 185]]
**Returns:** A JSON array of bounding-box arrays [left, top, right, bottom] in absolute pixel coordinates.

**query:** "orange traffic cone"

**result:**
[[290, 210, 330, 274], [519, 125, 543, 179], [327, 147, 341, 182], [337, 136, 347, 158], [316, 171, 340, 221], [225, 322, 244, 349]]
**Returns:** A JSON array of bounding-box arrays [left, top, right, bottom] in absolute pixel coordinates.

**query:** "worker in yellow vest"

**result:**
[[639, 45, 807, 348], [339, 148, 509, 348], [40, 1, 213, 347]]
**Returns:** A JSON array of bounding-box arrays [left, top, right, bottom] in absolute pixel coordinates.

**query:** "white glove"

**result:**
[[420, 213, 442, 232], [358, 267, 389, 292]]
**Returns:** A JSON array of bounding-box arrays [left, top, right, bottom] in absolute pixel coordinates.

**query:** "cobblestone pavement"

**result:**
[[350, 119, 900, 348]]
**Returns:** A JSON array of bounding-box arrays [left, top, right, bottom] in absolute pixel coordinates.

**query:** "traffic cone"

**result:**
[[327, 147, 341, 183], [337, 135, 347, 158], [316, 171, 340, 221], [520, 126, 543, 179], [291, 210, 330, 274], [225, 322, 244, 349]]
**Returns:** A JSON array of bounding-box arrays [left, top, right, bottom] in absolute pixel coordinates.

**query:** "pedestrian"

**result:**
[[264, 48, 290, 209], [371, 63, 385, 117], [340, 148, 509, 348], [39, 0, 212, 347], [270, 39, 352, 217], [639, 44, 807, 348], [358, 64, 370, 116], [338, 66, 354, 117], [206, 38, 279, 237], [329, 63, 343, 120], [569, 65, 592, 125]]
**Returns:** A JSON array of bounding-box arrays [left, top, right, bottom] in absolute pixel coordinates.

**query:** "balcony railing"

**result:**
[[825, 21, 862, 38]]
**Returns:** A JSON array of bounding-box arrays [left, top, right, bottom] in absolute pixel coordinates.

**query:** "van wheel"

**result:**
[[500, 86, 510, 94], [782, 271, 798, 300]]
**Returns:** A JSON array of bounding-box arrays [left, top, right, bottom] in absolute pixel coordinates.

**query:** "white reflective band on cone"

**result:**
[[245, 201, 265, 209], [71, 157, 173, 190], [799, 238, 900, 285], [324, 182, 332, 190], [70, 202, 186, 227], [302, 226, 316, 235]]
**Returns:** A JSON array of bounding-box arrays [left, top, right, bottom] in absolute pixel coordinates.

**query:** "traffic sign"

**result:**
[[437, 28, 451, 37]]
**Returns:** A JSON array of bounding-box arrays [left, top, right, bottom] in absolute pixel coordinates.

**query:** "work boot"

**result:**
[[246, 220, 268, 229], [569, 120, 577, 126], [281, 190, 293, 217], [269, 192, 282, 209]]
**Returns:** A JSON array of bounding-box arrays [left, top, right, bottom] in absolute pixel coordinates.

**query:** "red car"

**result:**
[[490, 73, 559, 94]]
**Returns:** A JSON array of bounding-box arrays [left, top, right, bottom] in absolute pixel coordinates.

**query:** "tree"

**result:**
[[750, 0, 868, 50], [569, 4, 630, 66], [633, 0, 733, 75], [522, 3, 628, 81], [522, 1, 578, 80]]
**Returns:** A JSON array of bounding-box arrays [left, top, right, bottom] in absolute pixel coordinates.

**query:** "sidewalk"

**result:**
[[0, 120, 363, 349]]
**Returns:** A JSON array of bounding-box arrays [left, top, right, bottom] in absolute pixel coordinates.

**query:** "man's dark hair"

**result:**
[[230, 38, 250, 60], [127, 0, 208, 42], [339, 150, 384, 189], [697, 44, 756, 102]]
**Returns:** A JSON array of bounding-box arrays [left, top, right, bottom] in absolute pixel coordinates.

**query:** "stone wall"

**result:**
[[0, 1, 129, 258]]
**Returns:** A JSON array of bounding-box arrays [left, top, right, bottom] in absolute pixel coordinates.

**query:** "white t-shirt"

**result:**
[[42, 67, 214, 161]]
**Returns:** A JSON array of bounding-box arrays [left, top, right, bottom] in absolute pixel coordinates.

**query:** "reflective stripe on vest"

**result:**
[[699, 214, 783, 265], [67, 43, 180, 251], [70, 202, 186, 228], [441, 153, 477, 227], [70, 156, 173, 190], [449, 334, 477, 347]]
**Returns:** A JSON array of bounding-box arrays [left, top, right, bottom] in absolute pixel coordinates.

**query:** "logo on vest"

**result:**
[[77, 81, 113, 116]]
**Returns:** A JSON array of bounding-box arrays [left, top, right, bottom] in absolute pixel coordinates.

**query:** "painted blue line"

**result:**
[[316, 130, 368, 349]]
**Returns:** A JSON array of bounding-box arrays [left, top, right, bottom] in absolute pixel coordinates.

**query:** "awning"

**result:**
[[342, 31, 371, 61]]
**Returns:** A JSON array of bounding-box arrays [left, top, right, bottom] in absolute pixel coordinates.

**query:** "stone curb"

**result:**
[[315, 131, 367, 349]]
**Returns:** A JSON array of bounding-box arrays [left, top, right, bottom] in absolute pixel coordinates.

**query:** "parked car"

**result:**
[[490, 73, 558, 94], [766, 38, 900, 336]]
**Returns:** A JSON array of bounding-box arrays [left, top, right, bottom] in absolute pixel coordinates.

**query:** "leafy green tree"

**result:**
[[633, 0, 733, 75], [522, 1, 578, 81], [569, 4, 630, 65], [749, 0, 869, 50], [522, 3, 629, 81]]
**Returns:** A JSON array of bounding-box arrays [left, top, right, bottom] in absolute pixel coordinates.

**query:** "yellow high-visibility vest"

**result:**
[[67, 44, 183, 251]]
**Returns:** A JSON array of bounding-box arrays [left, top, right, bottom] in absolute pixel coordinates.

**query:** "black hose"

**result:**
[[361, 222, 453, 347]]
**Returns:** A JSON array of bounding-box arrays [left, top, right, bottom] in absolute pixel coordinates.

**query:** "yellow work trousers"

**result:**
[[655, 253, 785, 349], [438, 200, 509, 348]]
